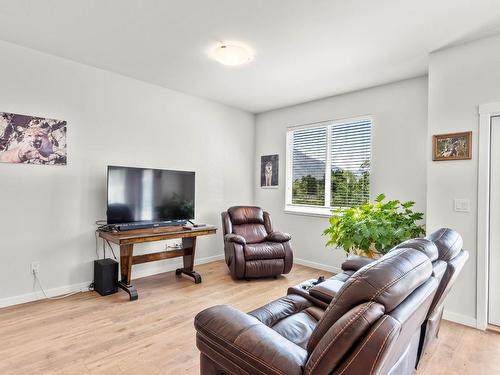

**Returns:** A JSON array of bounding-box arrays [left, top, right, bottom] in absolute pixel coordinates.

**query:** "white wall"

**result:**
[[0, 41, 254, 306], [427, 34, 500, 325], [254, 77, 428, 272]]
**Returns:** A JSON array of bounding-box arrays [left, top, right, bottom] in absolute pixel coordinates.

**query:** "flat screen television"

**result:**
[[106, 166, 195, 225]]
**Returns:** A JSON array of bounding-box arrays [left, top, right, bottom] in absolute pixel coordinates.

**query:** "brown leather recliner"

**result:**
[[290, 228, 468, 367], [195, 242, 440, 375], [416, 228, 468, 362], [221, 206, 293, 279]]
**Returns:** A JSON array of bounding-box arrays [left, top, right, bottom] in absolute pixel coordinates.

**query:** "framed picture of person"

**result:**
[[433, 131, 472, 161], [260, 154, 279, 188]]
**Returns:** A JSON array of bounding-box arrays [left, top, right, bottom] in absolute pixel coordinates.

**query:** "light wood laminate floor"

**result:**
[[0, 261, 499, 374]]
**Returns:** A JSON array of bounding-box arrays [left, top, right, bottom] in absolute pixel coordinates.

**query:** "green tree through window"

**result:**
[[331, 160, 370, 207], [292, 174, 325, 205]]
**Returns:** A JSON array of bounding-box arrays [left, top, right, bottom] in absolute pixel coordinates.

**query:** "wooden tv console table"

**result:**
[[98, 225, 217, 301]]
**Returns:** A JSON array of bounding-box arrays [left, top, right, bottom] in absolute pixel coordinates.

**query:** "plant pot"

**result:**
[[352, 244, 381, 259]]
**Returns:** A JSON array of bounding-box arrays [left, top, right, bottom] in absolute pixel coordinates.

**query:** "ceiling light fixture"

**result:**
[[211, 42, 254, 66]]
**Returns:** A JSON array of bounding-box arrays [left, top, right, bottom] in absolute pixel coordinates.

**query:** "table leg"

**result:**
[[118, 243, 138, 300], [175, 237, 202, 283]]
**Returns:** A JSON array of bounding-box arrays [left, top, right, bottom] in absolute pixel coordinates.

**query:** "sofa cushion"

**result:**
[[228, 206, 264, 224], [308, 247, 432, 352], [232, 223, 268, 244], [244, 242, 286, 260], [394, 238, 439, 262], [249, 295, 323, 349], [272, 307, 324, 349], [245, 259, 285, 278], [426, 228, 463, 261]]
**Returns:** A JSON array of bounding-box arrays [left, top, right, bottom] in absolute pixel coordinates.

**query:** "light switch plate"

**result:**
[[454, 199, 470, 212]]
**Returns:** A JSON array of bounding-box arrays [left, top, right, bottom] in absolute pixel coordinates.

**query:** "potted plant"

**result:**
[[323, 194, 425, 258]]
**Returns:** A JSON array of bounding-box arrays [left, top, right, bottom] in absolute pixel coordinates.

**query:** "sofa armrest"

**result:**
[[341, 255, 374, 272], [309, 279, 345, 303], [224, 241, 246, 279], [224, 233, 246, 245], [266, 231, 292, 242], [195, 305, 307, 375], [287, 280, 330, 309]]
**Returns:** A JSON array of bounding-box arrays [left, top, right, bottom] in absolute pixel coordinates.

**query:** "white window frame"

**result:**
[[285, 116, 373, 217]]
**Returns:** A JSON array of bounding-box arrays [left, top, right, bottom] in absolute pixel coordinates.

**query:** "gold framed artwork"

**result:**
[[432, 131, 472, 161]]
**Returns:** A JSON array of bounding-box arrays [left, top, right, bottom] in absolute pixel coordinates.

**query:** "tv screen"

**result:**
[[106, 166, 195, 224]]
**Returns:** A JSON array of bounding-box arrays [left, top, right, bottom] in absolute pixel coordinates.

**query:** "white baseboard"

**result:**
[[0, 253, 225, 309], [0, 280, 92, 309], [442, 310, 477, 328], [294, 258, 342, 274]]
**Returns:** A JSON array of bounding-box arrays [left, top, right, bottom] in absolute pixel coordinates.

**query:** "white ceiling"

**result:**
[[0, 1, 500, 113]]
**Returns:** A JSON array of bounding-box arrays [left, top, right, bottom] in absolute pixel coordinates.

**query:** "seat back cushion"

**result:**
[[232, 223, 268, 244], [228, 206, 265, 225], [314, 272, 438, 375], [249, 295, 322, 350], [308, 247, 432, 353], [272, 309, 320, 349], [244, 242, 286, 260], [393, 238, 439, 262], [304, 302, 385, 375], [227, 206, 268, 243], [376, 276, 438, 374], [426, 227, 463, 261]]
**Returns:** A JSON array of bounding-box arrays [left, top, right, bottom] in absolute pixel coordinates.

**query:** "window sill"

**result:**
[[284, 205, 332, 218]]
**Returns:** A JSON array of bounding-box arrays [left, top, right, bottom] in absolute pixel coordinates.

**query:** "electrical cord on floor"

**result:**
[[33, 270, 89, 300]]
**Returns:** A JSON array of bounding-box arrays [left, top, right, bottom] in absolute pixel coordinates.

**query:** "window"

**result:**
[[285, 117, 372, 215]]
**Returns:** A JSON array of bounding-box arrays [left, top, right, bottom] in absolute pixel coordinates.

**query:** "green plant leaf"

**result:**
[[324, 193, 425, 257], [402, 201, 415, 208]]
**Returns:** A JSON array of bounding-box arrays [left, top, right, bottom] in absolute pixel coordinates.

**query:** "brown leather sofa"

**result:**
[[291, 228, 468, 366], [221, 206, 293, 279], [416, 229, 468, 361], [195, 240, 441, 375]]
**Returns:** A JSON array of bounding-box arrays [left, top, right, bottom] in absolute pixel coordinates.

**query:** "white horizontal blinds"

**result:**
[[330, 119, 371, 207], [291, 126, 327, 206]]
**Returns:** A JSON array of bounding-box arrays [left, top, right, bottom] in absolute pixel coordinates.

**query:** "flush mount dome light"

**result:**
[[212, 43, 254, 66]]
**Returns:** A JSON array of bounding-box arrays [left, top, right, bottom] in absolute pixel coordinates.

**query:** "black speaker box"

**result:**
[[94, 258, 118, 296]]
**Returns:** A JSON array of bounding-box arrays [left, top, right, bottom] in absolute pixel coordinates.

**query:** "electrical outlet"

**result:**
[[30, 261, 40, 275]]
